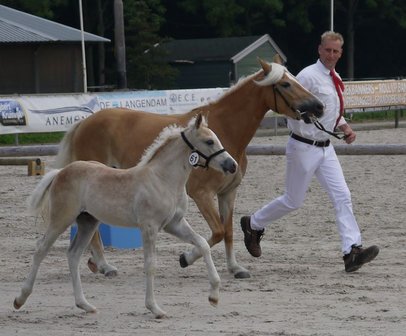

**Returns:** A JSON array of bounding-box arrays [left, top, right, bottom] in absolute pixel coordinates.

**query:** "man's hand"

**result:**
[[339, 124, 356, 144]]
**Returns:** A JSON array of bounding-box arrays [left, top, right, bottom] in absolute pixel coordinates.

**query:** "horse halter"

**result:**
[[272, 80, 346, 140], [181, 131, 226, 169], [272, 84, 304, 120]]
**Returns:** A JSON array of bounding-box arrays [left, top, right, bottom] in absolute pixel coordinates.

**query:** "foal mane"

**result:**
[[138, 124, 184, 167]]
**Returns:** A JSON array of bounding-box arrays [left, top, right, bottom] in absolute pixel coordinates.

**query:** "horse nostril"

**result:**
[[317, 104, 324, 117], [223, 160, 237, 174]]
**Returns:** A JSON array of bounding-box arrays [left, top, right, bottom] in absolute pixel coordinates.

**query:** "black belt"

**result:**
[[290, 132, 330, 147]]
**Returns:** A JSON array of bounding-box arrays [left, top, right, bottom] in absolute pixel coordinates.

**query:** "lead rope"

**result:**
[[273, 82, 346, 140], [313, 119, 347, 140]]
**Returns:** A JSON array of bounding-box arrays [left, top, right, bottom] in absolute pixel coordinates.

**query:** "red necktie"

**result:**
[[330, 69, 345, 128]]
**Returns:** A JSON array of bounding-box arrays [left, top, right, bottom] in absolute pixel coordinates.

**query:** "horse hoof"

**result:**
[[13, 298, 22, 310], [208, 296, 218, 307], [104, 269, 118, 277], [179, 253, 188, 268], [76, 303, 97, 313], [234, 271, 251, 279], [154, 312, 168, 319], [87, 258, 98, 274]]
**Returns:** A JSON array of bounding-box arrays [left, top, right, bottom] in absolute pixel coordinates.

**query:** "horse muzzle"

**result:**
[[221, 158, 237, 174], [297, 99, 324, 124]]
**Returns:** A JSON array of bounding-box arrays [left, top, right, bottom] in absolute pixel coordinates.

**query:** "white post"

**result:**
[[79, 0, 87, 93], [330, 0, 334, 31]]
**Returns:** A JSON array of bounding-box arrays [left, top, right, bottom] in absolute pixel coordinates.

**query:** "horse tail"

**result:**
[[54, 121, 82, 168], [27, 169, 60, 221]]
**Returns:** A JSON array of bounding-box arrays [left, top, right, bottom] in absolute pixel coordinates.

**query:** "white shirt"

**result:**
[[288, 59, 347, 141]]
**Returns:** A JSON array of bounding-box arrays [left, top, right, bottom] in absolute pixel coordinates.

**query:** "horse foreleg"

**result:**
[[218, 191, 250, 279], [14, 226, 65, 310], [88, 229, 118, 277], [142, 227, 167, 319], [68, 213, 100, 313], [165, 218, 220, 307]]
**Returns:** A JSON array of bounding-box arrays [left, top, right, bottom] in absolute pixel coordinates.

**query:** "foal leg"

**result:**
[[165, 218, 220, 307], [142, 226, 167, 318], [68, 212, 100, 313], [180, 191, 222, 267], [87, 229, 118, 277], [14, 223, 67, 310]]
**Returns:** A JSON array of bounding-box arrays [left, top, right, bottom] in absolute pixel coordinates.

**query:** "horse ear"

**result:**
[[195, 113, 203, 129], [258, 57, 271, 76], [273, 54, 283, 65]]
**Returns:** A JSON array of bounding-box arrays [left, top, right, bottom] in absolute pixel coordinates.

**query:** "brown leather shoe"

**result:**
[[343, 245, 379, 272], [240, 216, 264, 257]]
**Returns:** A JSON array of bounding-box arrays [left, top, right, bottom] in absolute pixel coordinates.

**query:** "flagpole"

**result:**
[[330, 0, 334, 31], [79, 0, 87, 93]]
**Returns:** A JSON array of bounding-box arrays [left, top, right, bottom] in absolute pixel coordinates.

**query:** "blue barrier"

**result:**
[[70, 223, 142, 249]]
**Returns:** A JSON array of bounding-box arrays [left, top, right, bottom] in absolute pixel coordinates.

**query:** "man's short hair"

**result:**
[[321, 31, 344, 46]]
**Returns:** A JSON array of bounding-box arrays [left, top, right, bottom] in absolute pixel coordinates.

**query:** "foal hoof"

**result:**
[[104, 269, 118, 277], [234, 271, 251, 279], [209, 296, 218, 307], [179, 253, 188, 268], [13, 298, 22, 310], [87, 258, 99, 274], [87, 258, 118, 277]]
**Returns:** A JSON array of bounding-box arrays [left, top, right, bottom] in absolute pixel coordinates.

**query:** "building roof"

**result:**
[[0, 4, 109, 43], [160, 34, 286, 63]]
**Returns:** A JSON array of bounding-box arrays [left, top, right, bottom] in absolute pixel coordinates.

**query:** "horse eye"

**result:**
[[280, 82, 291, 88], [206, 139, 214, 146]]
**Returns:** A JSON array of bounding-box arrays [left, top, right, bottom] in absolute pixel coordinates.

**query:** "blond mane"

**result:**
[[214, 62, 285, 102], [216, 71, 260, 101], [138, 124, 184, 167]]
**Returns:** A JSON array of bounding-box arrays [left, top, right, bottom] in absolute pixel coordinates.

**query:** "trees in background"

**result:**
[[3, 0, 406, 89]]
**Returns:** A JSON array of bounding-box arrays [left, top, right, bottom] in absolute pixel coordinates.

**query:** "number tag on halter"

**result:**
[[188, 151, 200, 166]]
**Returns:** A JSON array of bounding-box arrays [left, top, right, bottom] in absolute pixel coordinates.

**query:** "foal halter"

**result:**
[[181, 131, 226, 169]]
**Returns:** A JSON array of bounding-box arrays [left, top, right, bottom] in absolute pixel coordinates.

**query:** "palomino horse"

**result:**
[[14, 115, 237, 318], [55, 56, 324, 279]]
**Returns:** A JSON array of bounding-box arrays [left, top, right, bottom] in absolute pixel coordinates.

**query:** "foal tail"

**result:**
[[27, 169, 60, 218], [54, 121, 83, 168]]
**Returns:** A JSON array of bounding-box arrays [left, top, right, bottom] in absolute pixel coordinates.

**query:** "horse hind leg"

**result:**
[[14, 221, 67, 310], [68, 212, 100, 313], [165, 218, 220, 308], [87, 229, 118, 277]]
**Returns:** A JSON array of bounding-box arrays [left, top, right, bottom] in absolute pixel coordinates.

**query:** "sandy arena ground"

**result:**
[[0, 127, 405, 335]]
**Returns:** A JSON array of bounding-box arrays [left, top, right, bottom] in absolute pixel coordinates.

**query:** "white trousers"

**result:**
[[251, 137, 362, 254]]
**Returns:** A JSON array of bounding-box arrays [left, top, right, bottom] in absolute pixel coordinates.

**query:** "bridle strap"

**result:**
[[273, 85, 304, 120], [313, 119, 346, 140], [273, 84, 346, 140], [181, 131, 226, 169]]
